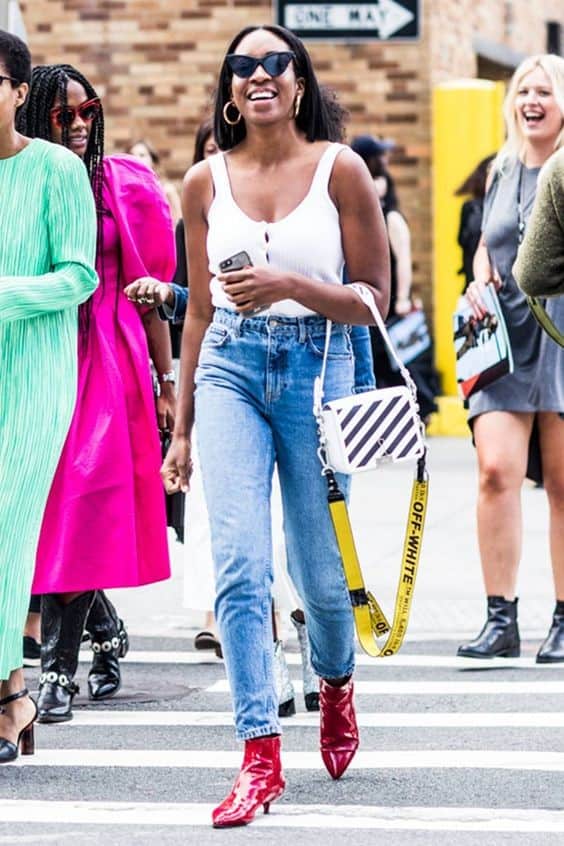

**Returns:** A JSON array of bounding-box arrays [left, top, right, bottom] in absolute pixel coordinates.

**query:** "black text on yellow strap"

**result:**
[[327, 474, 429, 658]]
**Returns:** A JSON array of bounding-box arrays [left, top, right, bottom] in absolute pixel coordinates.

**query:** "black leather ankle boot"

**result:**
[[37, 592, 94, 723], [85, 591, 129, 700], [536, 601, 564, 664], [457, 595, 520, 659]]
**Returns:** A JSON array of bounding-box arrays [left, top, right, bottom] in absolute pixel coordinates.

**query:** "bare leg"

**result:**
[[203, 610, 216, 633], [0, 669, 36, 745], [23, 612, 41, 642], [473, 411, 534, 597], [537, 412, 564, 599]]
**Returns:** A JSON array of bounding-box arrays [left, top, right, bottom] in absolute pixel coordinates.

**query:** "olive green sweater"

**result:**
[[514, 147, 564, 297]]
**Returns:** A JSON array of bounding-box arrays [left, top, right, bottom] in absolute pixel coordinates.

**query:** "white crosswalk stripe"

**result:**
[[3, 801, 564, 832], [3, 645, 563, 841]]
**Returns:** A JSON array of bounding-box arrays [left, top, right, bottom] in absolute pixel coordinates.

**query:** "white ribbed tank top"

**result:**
[[206, 143, 346, 317]]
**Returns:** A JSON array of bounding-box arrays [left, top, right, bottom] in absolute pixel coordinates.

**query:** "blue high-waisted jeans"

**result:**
[[195, 308, 356, 740]]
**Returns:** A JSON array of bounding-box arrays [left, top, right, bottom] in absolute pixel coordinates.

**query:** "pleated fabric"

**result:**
[[0, 138, 98, 680]]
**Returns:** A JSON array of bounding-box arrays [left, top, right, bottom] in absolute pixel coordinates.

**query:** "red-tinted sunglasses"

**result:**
[[50, 97, 101, 128]]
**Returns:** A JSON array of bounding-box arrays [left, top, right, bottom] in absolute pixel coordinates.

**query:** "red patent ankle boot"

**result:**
[[319, 677, 359, 779], [212, 735, 285, 828]]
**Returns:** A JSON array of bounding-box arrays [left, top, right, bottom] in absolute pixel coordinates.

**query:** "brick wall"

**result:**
[[19, 0, 561, 302], [430, 0, 564, 83]]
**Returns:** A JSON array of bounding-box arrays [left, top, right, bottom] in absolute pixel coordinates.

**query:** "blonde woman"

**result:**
[[459, 54, 564, 663]]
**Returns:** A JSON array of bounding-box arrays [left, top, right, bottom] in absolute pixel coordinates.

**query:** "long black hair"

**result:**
[[16, 64, 105, 334], [455, 154, 495, 198], [214, 25, 345, 149], [193, 117, 214, 164]]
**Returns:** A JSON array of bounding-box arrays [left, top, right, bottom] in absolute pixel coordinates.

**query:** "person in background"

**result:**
[[17, 63, 176, 723], [514, 146, 564, 299], [129, 138, 182, 222], [0, 31, 98, 762], [161, 23, 389, 828], [458, 54, 564, 664], [455, 154, 496, 293], [351, 134, 438, 421]]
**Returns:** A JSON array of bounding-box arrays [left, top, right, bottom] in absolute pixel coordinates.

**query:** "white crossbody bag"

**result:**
[[314, 283, 426, 474]]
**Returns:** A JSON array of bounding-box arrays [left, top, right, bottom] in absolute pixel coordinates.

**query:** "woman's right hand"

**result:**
[[125, 277, 173, 308], [161, 434, 192, 494], [465, 279, 491, 319], [465, 268, 502, 320]]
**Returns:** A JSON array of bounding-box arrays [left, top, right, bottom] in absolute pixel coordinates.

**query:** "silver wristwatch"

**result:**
[[158, 369, 176, 384]]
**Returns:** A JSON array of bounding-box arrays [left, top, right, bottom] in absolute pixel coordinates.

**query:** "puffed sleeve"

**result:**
[[102, 155, 176, 289], [514, 152, 564, 298], [0, 148, 98, 323]]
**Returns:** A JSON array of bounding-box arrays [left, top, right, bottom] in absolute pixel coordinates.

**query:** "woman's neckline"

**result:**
[[0, 136, 36, 163], [519, 159, 542, 173], [220, 142, 335, 226]]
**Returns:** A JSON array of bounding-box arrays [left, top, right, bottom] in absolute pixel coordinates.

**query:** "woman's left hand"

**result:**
[[157, 382, 176, 431], [217, 266, 288, 313]]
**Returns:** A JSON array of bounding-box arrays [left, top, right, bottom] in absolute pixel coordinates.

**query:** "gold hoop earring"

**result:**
[[293, 92, 303, 119], [223, 100, 242, 126]]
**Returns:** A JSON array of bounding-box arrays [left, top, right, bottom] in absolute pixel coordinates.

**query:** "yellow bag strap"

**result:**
[[324, 457, 429, 657], [527, 297, 564, 348]]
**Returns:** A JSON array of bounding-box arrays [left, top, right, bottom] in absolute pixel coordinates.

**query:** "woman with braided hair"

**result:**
[[16, 63, 176, 723], [0, 32, 98, 762]]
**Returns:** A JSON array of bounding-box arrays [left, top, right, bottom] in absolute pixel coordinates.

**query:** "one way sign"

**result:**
[[277, 0, 420, 41]]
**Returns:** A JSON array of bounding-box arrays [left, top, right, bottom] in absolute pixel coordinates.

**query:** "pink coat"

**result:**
[[33, 156, 176, 592]]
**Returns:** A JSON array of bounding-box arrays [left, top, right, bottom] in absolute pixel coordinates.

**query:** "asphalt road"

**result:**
[[1, 635, 564, 845]]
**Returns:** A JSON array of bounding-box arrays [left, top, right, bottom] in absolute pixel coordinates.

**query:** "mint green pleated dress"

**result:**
[[0, 138, 98, 680]]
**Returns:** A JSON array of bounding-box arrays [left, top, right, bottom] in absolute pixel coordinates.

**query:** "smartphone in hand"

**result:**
[[219, 251, 266, 315], [219, 251, 252, 274]]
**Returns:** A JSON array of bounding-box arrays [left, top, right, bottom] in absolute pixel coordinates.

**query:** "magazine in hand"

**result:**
[[453, 284, 513, 399]]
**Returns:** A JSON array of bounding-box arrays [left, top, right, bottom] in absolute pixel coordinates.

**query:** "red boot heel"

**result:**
[[319, 677, 359, 779], [212, 735, 285, 828]]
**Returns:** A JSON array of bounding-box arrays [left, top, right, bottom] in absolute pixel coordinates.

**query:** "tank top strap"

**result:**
[[310, 143, 347, 196], [207, 152, 231, 202]]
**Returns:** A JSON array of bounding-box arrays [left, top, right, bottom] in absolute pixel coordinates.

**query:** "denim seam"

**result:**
[[237, 724, 282, 741], [312, 660, 356, 681]]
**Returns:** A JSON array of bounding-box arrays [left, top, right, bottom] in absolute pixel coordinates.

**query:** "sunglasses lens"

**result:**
[[80, 103, 100, 121], [227, 55, 257, 78], [54, 109, 74, 128], [263, 53, 293, 77]]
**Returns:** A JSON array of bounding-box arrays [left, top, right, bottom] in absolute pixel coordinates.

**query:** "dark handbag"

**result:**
[[161, 429, 185, 543]]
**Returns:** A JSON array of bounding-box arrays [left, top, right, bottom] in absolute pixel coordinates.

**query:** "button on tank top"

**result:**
[[206, 143, 346, 317]]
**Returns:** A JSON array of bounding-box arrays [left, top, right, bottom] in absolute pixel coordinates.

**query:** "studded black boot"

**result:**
[[457, 595, 520, 659], [85, 591, 129, 700], [37, 592, 94, 723], [536, 601, 564, 664]]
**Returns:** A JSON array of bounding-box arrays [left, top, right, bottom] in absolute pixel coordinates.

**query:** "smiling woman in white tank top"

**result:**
[[163, 24, 390, 829]]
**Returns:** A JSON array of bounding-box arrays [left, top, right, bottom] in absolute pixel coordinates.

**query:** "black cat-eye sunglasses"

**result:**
[[226, 51, 295, 79]]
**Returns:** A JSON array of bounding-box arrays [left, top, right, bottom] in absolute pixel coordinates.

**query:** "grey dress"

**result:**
[[468, 159, 564, 421]]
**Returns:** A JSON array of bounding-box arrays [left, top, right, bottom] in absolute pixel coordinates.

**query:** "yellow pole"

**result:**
[[430, 80, 505, 434]]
